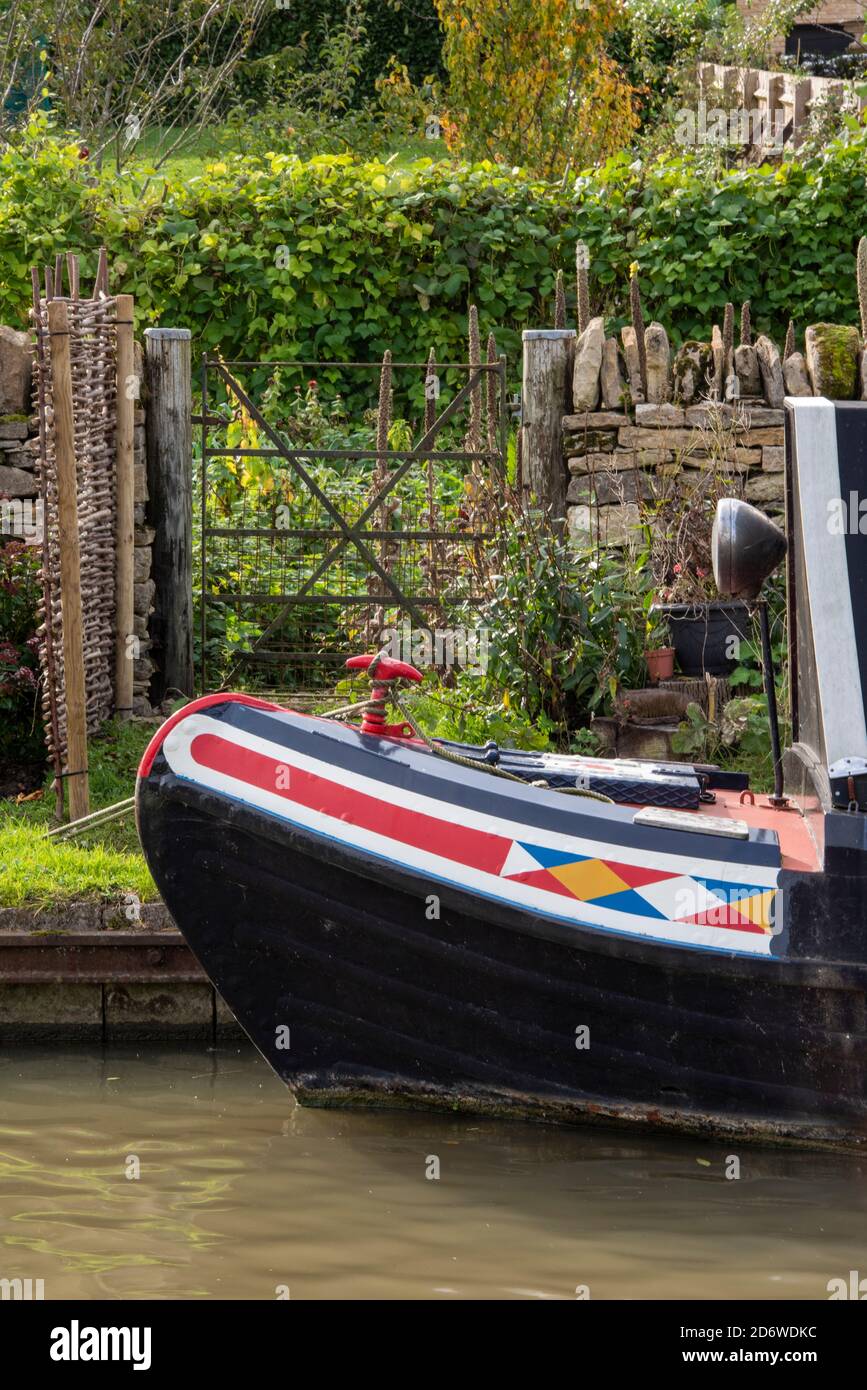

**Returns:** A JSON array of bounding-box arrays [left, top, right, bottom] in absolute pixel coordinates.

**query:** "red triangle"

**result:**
[[680, 904, 764, 933], [604, 859, 674, 889], [509, 869, 577, 899]]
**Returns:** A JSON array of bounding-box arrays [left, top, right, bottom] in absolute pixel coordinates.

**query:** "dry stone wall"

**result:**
[[565, 401, 785, 547], [563, 309, 866, 543], [0, 326, 38, 513]]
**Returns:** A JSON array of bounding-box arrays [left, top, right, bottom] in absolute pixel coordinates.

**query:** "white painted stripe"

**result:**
[[160, 715, 776, 957], [500, 841, 543, 877], [164, 715, 779, 889], [637, 875, 727, 921], [788, 397, 867, 763]]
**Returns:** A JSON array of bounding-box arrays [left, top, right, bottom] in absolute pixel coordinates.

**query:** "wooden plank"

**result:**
[[144, 328, 194, 702], [114, 294, 135, 716], [47, 299, 90, 821], [521, 328, 575, 525]]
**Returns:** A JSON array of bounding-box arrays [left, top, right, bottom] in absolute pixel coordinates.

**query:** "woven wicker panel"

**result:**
[[32, 276, 118, 772]]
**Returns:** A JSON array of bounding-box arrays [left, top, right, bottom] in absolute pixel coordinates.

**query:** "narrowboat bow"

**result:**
[[136, 398, 867, 1148]]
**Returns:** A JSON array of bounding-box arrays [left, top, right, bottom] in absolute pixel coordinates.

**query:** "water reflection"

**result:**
[[0, 1046, 864, 1300]]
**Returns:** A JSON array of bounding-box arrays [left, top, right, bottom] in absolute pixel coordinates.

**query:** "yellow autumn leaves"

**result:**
[[434, 0, 641, 178]]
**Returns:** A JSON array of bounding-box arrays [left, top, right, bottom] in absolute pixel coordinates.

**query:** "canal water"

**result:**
[[0, 1045, 864, 1301]]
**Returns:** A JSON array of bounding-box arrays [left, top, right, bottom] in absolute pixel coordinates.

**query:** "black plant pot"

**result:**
[[655, 601, 752, 678]]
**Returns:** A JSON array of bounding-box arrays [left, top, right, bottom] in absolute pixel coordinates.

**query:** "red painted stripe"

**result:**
[[507, 868, 577, 899], [189, 732, 512, 876], [604, 859, 673, 890], [680, 906, 764, 934], [138, 693, 286, 779]]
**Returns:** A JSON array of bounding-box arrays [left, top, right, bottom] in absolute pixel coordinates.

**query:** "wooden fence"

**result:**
[[697, 62, 866, 149]]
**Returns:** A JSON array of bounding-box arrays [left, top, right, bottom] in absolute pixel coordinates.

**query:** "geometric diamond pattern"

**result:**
[[591, 887, 668, 919], [500, 842, 545, 878], [548, 858, 625, 900], [501, 839, 775, 935], [517, 842, 586, 869], [507, 867, 578, 899], [737, 888, 776, 929]]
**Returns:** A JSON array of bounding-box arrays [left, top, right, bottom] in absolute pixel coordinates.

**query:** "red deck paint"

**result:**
[[696, 790, 820, 873]]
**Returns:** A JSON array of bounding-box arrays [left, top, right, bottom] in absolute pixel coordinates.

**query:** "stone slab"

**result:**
[[678, 447, 762, 468], [104, 983, 213, 1039], [746, 473, 785, 503], [0, 983, 103, 1039], [736, 428, 784, 446], [568, 501, 643, 546], [568, 451, 660, 474], [563, 411, 627, 430], [134, 462, 148, 504], [563, 429, 619, 455], [618, 426, 705, 451], [634, 402, 684, 427], [0, 327, 32, 415], [683, 404, 784, 429], [762, 446, 785, 472], [567, 470, 656, 506], [0, 464, 37, 497]]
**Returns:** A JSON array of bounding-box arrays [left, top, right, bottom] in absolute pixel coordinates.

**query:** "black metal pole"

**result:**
[[758, 599, 786, 805]]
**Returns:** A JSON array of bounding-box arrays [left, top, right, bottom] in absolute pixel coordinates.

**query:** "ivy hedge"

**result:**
[[2, 127, 866, 387]]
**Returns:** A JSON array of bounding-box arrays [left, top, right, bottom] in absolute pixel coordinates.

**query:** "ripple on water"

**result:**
[[0, 1045, 865, 1300]]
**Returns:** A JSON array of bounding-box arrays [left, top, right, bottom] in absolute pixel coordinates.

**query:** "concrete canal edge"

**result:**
[[0, 901, 244, 1042]]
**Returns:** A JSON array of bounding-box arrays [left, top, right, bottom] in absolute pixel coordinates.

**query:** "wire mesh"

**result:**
[[197, 356, 507, 693]]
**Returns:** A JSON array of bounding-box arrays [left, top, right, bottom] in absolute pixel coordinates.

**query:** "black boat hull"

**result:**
[[136, 770, 867, 1150]]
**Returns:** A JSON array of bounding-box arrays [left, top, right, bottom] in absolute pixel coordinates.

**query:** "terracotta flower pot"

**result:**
[[645, 646, 675, 684]]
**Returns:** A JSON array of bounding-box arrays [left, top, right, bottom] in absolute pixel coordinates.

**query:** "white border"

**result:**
[[788, 397, 867, 764]]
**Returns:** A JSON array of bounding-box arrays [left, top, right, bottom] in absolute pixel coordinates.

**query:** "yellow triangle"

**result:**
[[738, 889, 777, 931]]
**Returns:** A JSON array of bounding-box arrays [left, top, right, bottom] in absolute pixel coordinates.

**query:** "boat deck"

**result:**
[[691, 789, 820, 873], [277, 716, 824, 875]]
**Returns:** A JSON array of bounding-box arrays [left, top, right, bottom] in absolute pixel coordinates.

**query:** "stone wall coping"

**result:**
[[0, 900, 174, 932], [564, 404, 787, 429]]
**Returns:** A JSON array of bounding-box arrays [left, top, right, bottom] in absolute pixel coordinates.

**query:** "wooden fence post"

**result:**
[[47, 300, 90, 821], [114, 294, 135, 717], [521, 328, 575, 526], [144, 327, 193, 703]]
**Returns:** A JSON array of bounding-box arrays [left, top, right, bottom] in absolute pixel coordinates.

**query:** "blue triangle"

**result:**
[[518, 841, 587, 869], [592, 888, 669, 919]]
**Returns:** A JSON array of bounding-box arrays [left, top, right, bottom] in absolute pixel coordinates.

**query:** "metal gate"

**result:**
[[197, 355, 508, 693]]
